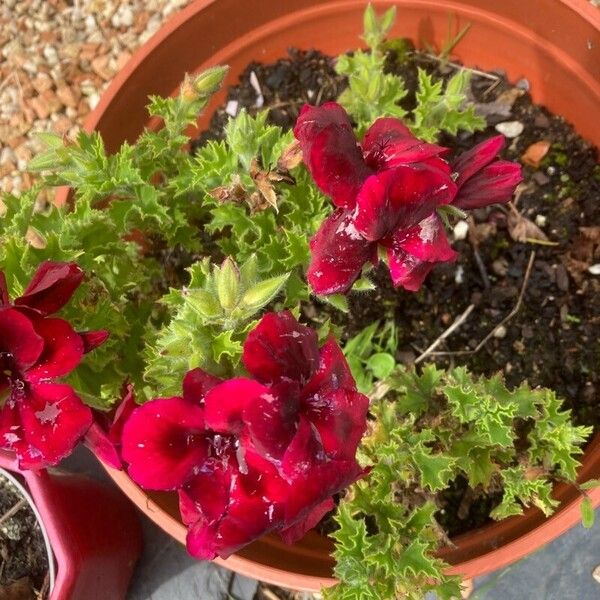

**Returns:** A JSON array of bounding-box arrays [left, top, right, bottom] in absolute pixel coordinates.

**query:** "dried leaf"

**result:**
[[520, 140, 551, 168], [277, 139, 303, 172], [507, 209, 549, 244], [209, 174, 248, 204], [25, 227, 47, 249], [250, 158, 278, 211]]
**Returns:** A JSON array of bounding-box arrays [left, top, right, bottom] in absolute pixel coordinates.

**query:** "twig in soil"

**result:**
[[412, 51, 500, 81], [260, 588, 282, 600], [36, 572, 50, 600], [472, 246, 491, 289], [482, 77, 502, 98], [414, 304, 476, 364], [430, 251, 536, 357], [0, 498, 26, 529]]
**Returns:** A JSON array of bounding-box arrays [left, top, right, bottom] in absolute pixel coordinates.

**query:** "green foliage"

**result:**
[[411, 68, 485, 142], [326, 365, 592, 600], [335, 5, 485, 140], [1, 67, 230, 407], [343, 320, 398, 393], [144, 255, 289, 396], [179, 110, 330, 304], [336, 5, 408, 137]]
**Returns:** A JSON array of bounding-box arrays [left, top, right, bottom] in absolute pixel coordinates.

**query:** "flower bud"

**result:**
[[216, 258, 240, 312], [192, 65, 229, 98]]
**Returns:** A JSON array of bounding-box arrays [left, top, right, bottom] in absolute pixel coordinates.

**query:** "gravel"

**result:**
[[0, 0, 192, 195]]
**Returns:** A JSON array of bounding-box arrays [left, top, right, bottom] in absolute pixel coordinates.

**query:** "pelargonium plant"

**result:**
[[0, 5, 596, 599]]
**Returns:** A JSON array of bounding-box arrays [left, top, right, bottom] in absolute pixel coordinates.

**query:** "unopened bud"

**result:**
[[192, 65, 229, 98], [216, 258, 240, 312]]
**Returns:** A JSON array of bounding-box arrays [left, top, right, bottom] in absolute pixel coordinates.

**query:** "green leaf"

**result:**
[[581, 497, 595, 529], [366, 353, 396, 380]]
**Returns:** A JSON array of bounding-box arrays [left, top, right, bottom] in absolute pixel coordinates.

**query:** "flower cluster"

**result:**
[[0, 261, 107, 468], [120, 310, 369, 559], [294, 102, 523, 294]]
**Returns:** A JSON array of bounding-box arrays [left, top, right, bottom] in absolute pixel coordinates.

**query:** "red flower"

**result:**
[[121, 311, 368, 560], [0, 261, 108, 469], [294, 102, 522, 294]]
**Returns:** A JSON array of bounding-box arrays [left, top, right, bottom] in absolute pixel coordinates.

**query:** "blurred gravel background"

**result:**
[[0, 0, 192, 195]]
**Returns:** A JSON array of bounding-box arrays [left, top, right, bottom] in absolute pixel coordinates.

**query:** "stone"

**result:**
[[495, 120, 524, 138], [56, 85, 78, 108]]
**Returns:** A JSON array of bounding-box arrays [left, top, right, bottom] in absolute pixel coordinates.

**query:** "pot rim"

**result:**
[[0, 467, 57, 594]]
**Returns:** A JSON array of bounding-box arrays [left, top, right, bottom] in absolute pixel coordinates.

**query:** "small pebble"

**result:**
[[495, 120, 524, 138], [225, 99, 239, 117], [453, 220, 469, 241], [515, 78, 530, 91], [535, 214, 547, 227], [555, 264, 570, 292], [588, 264, 600, 275], [592, 564, 600, 584], [454, 265, 465, 285], [533, 171, 550, 186], [493, 325, 507, 339]]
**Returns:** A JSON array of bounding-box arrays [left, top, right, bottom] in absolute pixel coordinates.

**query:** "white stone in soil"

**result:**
[[495, 120, 524, 138], [453, 219, 469, 241], [588, 264, 600, 276]]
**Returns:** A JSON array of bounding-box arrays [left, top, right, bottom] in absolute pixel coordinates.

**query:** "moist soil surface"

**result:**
[[196, 46, 600, 564], [0, 472, 49, 600]]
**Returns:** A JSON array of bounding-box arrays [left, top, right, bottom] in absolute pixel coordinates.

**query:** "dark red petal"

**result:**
[[307, 209, 378, 296], [454, 161, 523, 210], [0, 308, 44, 371], [294, 102, 372, 208], [353, 164, 457, 242], [84, 422, 122, 469], [0, 272, 8, 306], [302, 335, 356, 399], [452, 135, 505, 187], [26, 317, 84, 381], [362, 117, 448, 170], [242, 311, 320, 385], [389, 214, 458, 263], [121, 396, 208, 490], [179, 467, 232, 560], [182, 368, 222, 403], [109, 382, 137, 445], [15, 382, 92, 469], [385, 246, 437, 292], [15, 261, 84, 315], [242, 379, 300, 461], [279, 497, 334, 545], [203, 378, 271, 434], [79, 330, 109, 353], [304, 388, 369, 460]]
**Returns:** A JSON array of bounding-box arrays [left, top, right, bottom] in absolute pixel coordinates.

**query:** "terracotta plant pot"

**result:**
[[65, 0, 599, 592], [0, 451, 142, 600]]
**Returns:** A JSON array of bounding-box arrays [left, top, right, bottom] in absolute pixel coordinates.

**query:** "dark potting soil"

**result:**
[[0, 473, 49, 600], [194, 48, 599, 544]]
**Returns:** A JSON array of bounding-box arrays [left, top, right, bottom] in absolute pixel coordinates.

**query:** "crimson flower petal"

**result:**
[[203, 378, 271, 435], [362, 117, 448, 169], [302, 335, 356, 399], [307, 209, 377, 295], [452, 135, 505, 187], [279, 497, 334, 545], [79, 329, 109, 353], [353, 164, 457, 242], [182, 367, 222, 403], [385, 246, 437, 292], [15, 261, 84, 315], [121, 396, 208, 490], [304, 388, 369, 460], [26, 317, 84, 381], [14, 382, 92, 469], [242, 380, 300, 461], [84, 382, 137, 469], [294, 102, 372, 208], [242, 311, 320, 385], [0, 272, 8, 306], [84, 422, 122, 469], [454, 161, 523, 210], [0, 308, 44, 372], [389, 214, 457, 263]]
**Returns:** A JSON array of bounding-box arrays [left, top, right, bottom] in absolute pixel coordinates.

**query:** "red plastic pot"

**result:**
[[55, 0, 600, 592], [0, 450, 142, 600]]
